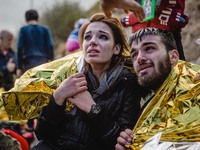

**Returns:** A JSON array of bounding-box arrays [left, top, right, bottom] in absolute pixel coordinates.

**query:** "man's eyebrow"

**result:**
[[131, 42, 156, 53], [142, 42, 156, 46]]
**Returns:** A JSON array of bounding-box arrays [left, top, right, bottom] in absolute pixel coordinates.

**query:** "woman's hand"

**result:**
[[115, 129, 133, 150], [53, 72, 88, 105], [68, 91, 96, 113], [100, 0, 145, 21]]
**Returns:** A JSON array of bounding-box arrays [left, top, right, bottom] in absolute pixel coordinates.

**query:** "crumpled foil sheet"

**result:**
[[141, 132, 200, 150], [127, 61, 200, 150], [0, 89, 9, 121], [0, 51, 83, 120]]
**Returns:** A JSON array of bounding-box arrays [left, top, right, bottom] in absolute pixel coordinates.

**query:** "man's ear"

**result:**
[[113, 44, 121, 55], [169, 49, 179, 66]]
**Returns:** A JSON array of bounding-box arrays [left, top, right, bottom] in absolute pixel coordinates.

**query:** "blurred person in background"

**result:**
[[16, 9, 54, 143], [16, 9, 54, 78], [0, 30, 28, 149], [0, 130, 22, 150], [0, 126, 29, 150], [65, 18, 89, 54], [100, 0, 145, 21], [0, 30, 16, 91]]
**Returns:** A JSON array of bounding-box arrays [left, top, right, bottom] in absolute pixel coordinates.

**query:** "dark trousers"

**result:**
[[23, 56, 48, 72]]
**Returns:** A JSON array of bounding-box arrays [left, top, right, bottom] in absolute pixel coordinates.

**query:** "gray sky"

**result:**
[[0, 0, 97, 37]]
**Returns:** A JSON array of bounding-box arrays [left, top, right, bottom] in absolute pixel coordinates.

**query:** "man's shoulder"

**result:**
[[20, 25, 28, 31], [36, 25, 51, 33], [36, 24, 49, 30], [21, 24, 48, 30], [20, 24, 34, 31]]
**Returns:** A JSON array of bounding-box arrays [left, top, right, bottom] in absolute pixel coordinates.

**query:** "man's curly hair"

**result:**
[[0, 130, 21, 150]]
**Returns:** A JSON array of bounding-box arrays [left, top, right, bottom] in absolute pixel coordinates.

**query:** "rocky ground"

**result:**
[[182, 0, 200, 63]]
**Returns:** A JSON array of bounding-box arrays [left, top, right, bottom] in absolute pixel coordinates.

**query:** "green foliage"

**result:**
[[40, 1, 87, 47]]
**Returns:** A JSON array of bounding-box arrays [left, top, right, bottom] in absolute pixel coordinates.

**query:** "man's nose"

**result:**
[[137, 52, 147, 64]]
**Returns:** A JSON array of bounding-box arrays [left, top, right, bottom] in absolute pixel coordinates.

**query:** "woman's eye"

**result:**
[[84, 35, 91, 41], [99, 35, 108, 40]]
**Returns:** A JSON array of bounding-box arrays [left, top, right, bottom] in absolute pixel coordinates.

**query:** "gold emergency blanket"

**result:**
[[128, 60, 200, 150], [0, 51, 83, 120], [0, 88, 9, 121]]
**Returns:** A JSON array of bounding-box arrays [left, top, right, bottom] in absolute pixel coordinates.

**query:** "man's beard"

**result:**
[[138, 55, 171, 91]]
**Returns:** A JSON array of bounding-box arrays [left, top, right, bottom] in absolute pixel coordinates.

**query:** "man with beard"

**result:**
[[115, 27, 200, 150]]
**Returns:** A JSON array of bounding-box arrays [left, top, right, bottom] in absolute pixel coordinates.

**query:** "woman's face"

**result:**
[[82, 22, 120, 68]]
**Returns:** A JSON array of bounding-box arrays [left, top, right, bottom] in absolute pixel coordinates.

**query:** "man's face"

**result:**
[[1, 35, 13, 50], [131, 35, 172, 90]]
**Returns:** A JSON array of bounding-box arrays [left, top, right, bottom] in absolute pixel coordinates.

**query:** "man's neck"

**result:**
[[27, 20, 38, 25]]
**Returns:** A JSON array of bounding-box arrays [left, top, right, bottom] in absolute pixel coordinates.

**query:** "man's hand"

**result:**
[[115, 128, 133, 150], [16, 69, 23, 78], [7, 58, 16, 73], [100, 0, 145, 21]]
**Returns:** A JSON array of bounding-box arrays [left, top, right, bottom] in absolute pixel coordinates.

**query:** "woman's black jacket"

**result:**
[[34, 67, 143, 150]]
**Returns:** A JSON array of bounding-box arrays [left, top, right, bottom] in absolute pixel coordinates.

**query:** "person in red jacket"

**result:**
[[121, 0, 188, 60], [100, 0, 145, 21]]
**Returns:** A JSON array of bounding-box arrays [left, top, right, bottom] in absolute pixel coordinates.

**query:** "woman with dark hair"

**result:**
[[32, 13, 143, 150]]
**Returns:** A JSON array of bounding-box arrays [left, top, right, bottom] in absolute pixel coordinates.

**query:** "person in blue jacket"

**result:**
[[16, 9, 54, 78], [16, 9, 54, 143]]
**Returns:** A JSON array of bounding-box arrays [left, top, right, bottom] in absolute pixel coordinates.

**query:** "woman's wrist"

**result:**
[[53, 91, 65, 106], [87, 103, 101, 118]]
